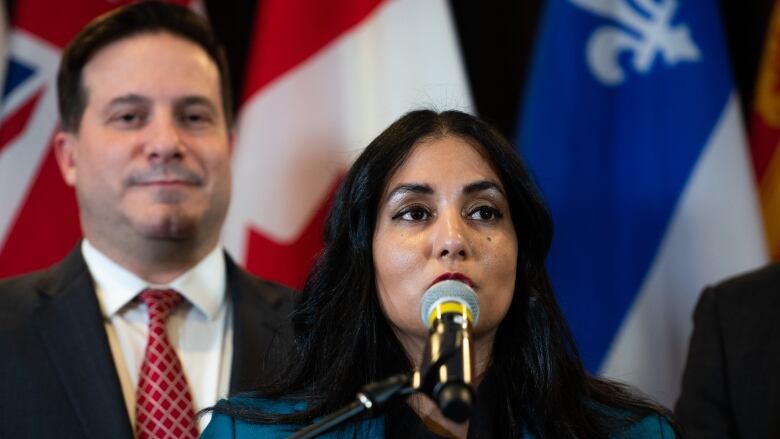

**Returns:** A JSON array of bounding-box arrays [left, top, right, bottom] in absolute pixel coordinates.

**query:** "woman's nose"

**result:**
[[434, 210, 469, 260]]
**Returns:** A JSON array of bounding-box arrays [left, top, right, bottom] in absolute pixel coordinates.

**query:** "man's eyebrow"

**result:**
[[174, 95, 219, 112], [106, 94, 150, 108], [386, 183, 433, 201], [463, 180, 505, 195]]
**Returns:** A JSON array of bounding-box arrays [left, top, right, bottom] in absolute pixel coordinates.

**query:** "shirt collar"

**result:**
[[82, 239, 226, 320]]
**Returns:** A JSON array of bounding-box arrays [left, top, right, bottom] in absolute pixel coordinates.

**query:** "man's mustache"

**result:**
[[125, 164, 204, 186]]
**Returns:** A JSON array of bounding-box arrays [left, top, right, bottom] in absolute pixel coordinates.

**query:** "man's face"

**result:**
[[55, 32, 231, 254]]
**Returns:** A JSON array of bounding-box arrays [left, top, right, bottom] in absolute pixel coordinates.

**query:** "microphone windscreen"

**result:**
[[420, 280, 480, 329]]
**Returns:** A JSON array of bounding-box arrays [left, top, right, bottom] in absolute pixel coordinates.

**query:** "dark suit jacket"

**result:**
[[0, 246, 294, 438], [675, 262, 780, 439]]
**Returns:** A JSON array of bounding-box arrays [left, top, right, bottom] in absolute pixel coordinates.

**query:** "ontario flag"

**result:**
[[0, 0, 189, 278], [750, 0, 780, 261], [518, 0, 767, 407], [221, 0, 472, 288]]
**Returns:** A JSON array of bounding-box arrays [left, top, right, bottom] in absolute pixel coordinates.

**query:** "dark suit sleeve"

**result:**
[[675, 287, 737, 439]]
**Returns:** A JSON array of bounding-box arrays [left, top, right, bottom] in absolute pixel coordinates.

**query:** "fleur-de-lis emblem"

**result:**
[[570, 0, 701, 85]]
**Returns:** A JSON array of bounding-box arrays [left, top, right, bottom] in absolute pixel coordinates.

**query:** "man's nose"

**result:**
[[145, 115, 185, 162]]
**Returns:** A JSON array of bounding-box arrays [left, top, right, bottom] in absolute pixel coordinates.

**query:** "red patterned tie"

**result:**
[[135, 289, 198, 439]]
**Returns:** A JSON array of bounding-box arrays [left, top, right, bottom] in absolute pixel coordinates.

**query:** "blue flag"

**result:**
[[518, 0, 766, 405]]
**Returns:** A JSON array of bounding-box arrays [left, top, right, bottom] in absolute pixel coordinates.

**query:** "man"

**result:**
[[676, 263, 780, 438], [0, 2, 292, 438]]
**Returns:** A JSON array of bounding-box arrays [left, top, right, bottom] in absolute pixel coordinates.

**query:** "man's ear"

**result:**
[[53, 130, 78, 187]]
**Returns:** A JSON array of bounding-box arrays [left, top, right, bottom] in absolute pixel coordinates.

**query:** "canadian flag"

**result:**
[[222, 0, 472, 288]]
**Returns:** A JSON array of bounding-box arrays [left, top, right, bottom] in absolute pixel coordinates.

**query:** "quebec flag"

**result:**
[[518, 0, 767, 407]]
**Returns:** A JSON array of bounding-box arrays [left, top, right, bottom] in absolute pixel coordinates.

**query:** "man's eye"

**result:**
[[393, 206, 431, 221], [468, 206, 502, 221], [111, 112, 145, 126], [180, 111, 213, 126]]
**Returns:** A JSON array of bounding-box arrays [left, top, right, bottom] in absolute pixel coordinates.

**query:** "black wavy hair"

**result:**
[[218, 110, 681, 438]]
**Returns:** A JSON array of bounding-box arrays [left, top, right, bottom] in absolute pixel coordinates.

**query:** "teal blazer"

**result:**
[[201, 396, 676, 438]]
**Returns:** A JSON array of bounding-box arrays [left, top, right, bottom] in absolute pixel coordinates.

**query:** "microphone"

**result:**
[[418, 280, 480, 423]]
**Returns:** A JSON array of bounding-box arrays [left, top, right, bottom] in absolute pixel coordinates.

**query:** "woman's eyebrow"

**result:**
[[386, 183, 434, 200], [463, 180, 505, 195]]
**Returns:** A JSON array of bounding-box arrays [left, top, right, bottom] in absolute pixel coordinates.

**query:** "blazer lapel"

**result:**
[[33, 249, 134, 439]]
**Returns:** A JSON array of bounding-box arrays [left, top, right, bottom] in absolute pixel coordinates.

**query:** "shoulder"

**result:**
[[0, 247, 88, 319], [693, 262, 780, 330], [216, 395, 307, 414], [703, 262, 780, 305], [224, 253, 295, 309], [585, 401, 676, 439], [0, 270, 48, 334], [201, 397, 304, 439], [0, 269, 45, 307], [223, 254, 295, 341], [611, 414, 676, 438], [224, 254, 295, 334], [202, 396, 384, 439]]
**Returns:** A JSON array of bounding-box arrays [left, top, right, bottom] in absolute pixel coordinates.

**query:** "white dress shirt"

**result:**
[[81, 240, 233, 432]]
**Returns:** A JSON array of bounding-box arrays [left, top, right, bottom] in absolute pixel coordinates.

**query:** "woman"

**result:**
[[202, 110, 680, 438]]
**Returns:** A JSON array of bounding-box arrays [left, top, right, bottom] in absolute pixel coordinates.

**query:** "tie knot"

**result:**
[[138, 288, 182, 322]]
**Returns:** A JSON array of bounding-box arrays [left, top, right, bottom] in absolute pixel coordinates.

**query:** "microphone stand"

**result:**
[[287, 339, 463, 439], [287, 372, 417, 439]]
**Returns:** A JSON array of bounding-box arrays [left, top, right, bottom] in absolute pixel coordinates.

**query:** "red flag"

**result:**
[[223, 0, 472, 288]]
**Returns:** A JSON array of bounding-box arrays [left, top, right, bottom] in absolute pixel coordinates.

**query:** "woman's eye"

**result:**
[[393, 206, 431, 221], [468, 206, 501, 221]]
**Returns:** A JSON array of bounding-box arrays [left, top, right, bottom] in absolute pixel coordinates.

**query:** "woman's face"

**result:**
[[373, 135, 518, 361]]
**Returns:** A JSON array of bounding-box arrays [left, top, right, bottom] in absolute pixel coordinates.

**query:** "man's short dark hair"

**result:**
[[57, 0, 233, 132]]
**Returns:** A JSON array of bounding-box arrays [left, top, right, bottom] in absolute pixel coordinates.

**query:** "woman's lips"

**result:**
[[430, 272, 474, 288]]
